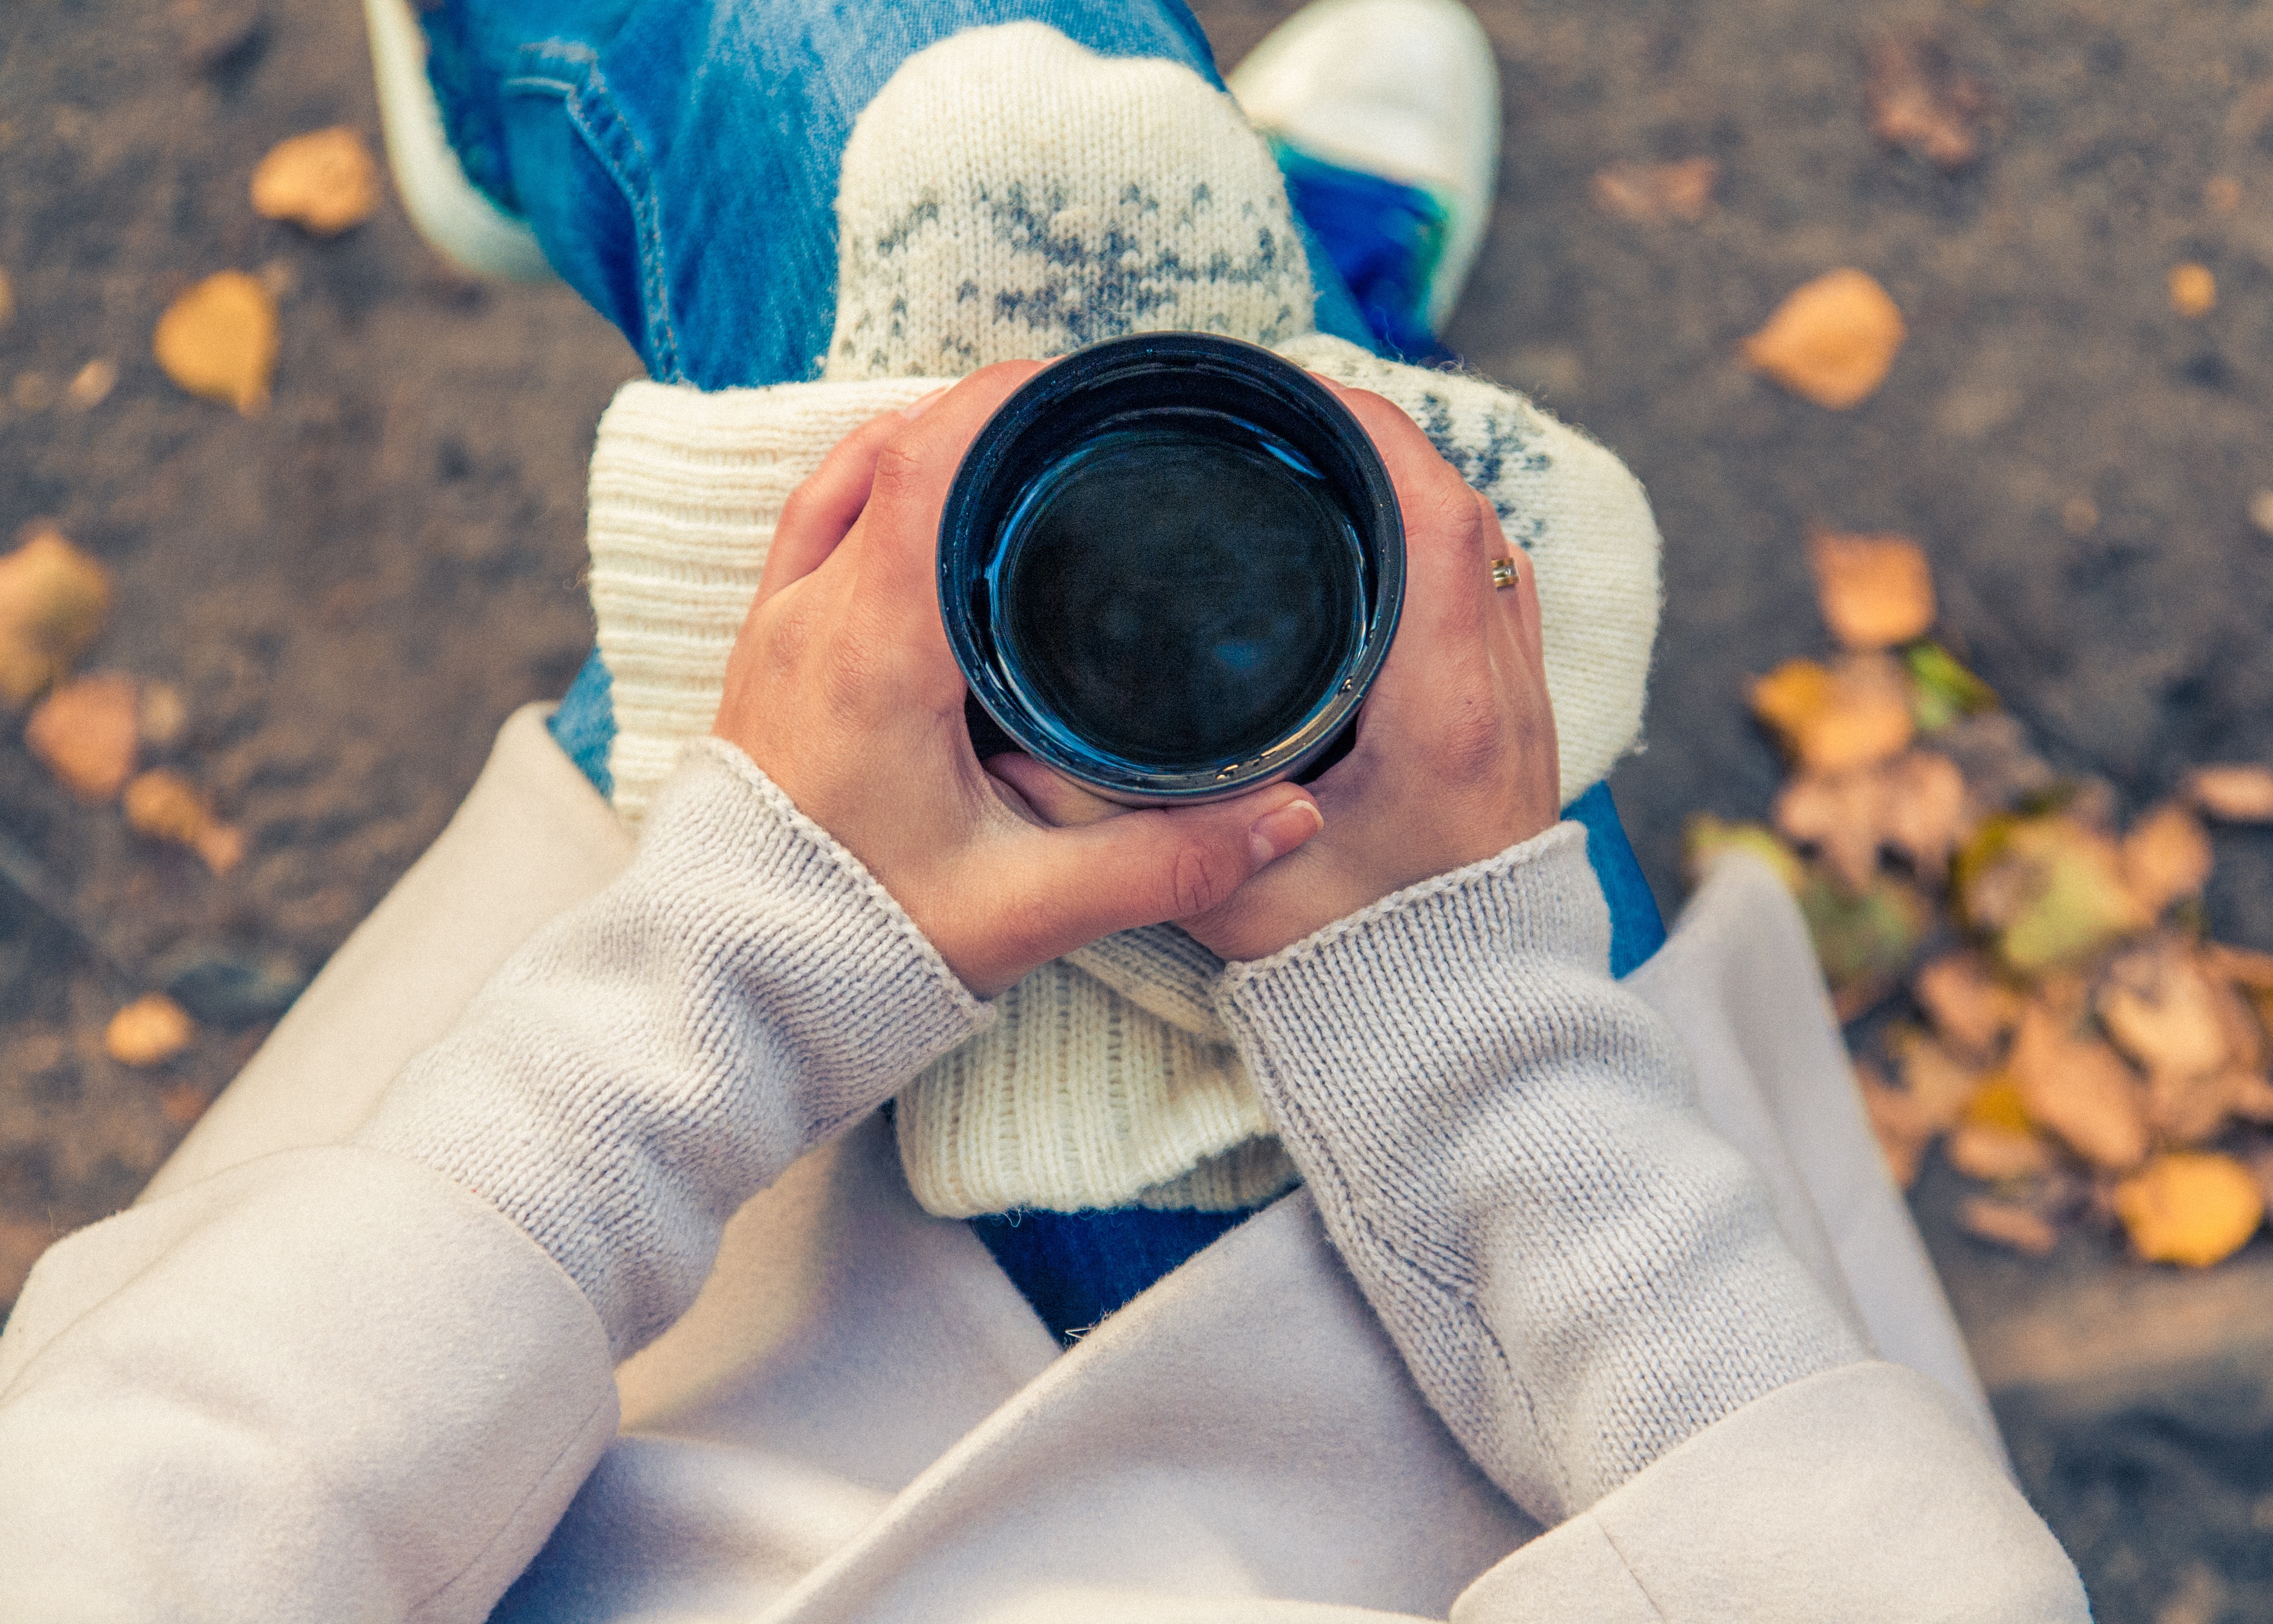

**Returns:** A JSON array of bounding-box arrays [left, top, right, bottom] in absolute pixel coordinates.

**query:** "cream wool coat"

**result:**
[[0, 709, 2083, 1622]]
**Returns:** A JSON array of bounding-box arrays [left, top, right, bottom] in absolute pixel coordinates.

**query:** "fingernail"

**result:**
[[900, 386, 950, 419], [1249, 799, 1323, 866]]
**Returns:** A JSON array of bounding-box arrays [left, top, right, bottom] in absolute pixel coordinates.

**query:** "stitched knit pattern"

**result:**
[[579, 23, 1660, 1217], [825, 23, 1314, 380], [1216, 822, 1866, 1521], [355, 738, 992, 1360], [587, 376, 941, 828]]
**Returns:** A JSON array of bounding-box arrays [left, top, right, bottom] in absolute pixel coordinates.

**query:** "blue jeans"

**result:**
[[425, 0, 1665, 1340]]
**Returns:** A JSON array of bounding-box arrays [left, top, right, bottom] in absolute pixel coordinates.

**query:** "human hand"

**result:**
[[712, 366, 1327, 998], [990, 383, 1560, 962]]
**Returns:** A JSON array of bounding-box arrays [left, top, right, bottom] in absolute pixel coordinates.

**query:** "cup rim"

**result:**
[[938, 332, 1406, 805]]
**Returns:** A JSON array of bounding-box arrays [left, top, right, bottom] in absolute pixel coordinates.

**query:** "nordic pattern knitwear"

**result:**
[[579, 23, 1661, 1218], [1216, 821, 1868, 1521], [825, 23, 1314, 379], [355, 738, 992, 1361]]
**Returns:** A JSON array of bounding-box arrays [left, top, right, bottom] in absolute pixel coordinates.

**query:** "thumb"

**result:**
[[995, 785, 1324, 964]]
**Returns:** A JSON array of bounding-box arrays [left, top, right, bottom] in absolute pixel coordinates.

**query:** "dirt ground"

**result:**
[[5, 0, 2272, 1616]]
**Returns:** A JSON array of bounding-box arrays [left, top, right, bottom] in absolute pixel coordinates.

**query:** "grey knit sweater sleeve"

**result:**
[[355, 737, 994, 1360], [1217, 821, 1869, 1527]]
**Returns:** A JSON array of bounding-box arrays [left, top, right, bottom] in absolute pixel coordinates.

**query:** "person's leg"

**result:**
[[415, 0, 1276, 387]]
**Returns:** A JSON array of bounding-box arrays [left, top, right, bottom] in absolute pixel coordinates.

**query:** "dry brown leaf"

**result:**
[[153, 270, 277, 415], [2144, 1068, 2246, 1146], [2097, 940, 2232, 1085], [2230, 1073, 2273, 1123], [0, 526, 112, 708], [104, 992, 195, 1068], [1957, 1196, 2059, 1256], [2169, 263, 2218, 319], [2203, 941, 2273, 991], [250, 127, 381, 236], [124, 768, 245, 874], [1808, 529, 1936, 650], [2009, 998, 2150, 1170], [1773, 771, 1882, 893], [1590, 158, 1719, 225], [2189, 764, 2273, 823], [25, 673, 139, 802], [1866, 33, 1989, 173], [2113, 1152, 2265, 1267], [2121, 803, 2213, 915], [1947, 1123, 2056, 1182], [1750, 652, 1914, 774], [0, 268, 13, 333], [1740, 269, 1907, 410], [1916, 951, 2024, 1060], [1893, 1027, 1983, 1130]]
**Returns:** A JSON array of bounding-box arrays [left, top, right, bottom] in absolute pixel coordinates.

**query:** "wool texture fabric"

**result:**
[[347, 736, 1860, 1533], [1216, 822, 1868, 1519], [356, 737, 993, 1360], [582, 23, 1661, 1219]]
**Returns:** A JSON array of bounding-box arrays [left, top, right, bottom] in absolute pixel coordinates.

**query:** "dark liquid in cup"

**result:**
[[988, 413, 1367, 770]]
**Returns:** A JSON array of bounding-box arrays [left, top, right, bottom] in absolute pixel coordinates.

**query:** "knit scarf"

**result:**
[[583, 23, 1662, 1217]]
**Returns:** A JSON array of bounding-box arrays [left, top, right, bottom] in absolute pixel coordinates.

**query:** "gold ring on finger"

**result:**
[[1490, 556, 1521, 590]]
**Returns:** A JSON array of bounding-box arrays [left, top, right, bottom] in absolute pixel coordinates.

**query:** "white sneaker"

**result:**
[[362, 0, 557, 282], [1228, 0, 1500, 335]]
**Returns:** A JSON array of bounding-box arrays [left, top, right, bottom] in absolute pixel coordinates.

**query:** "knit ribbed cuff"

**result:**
[[358, 737, 992, 1358], [1218, 823, 1864, 1520]]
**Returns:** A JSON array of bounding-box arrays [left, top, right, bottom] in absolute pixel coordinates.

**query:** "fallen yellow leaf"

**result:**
[[1963, 1074, 2034, 1134], [2114, 1152, 2264, 1267], [2169, 262, 2217, 318], [124, 768, 245, 874], [1741, 268, 1907, 410], [0, 526, 111, 708], [1957, 815, 2148, 973], [2189, 763, 2273, 823], [1808, 529, 1936, 650], [2121, 803, 2213, 915], [25, 672, 138, 802], [153, 269, 277, 414], [1750, 652, 1915, 774], [250, 127, 381, 236], [105, 992, 196, 1068], [2009, 998, 2150, 1170]]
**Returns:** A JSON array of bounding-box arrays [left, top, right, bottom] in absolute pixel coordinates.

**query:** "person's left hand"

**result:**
[[712, 366, 1327, 998]]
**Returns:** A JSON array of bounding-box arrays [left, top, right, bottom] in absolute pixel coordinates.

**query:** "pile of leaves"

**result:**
[[1686, 531, 2273, 1268], [0, 523, 254, 1071]]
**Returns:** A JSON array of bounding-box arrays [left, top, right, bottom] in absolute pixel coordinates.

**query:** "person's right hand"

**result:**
[[990, 383, 1561, 962]]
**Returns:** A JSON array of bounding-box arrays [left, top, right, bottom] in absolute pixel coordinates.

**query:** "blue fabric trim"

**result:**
[[1272, 141, 1454, 365], [1564, 780, 1669, 979], [971, 1204, 1254, 1344], [547, 647, 616, 799]]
